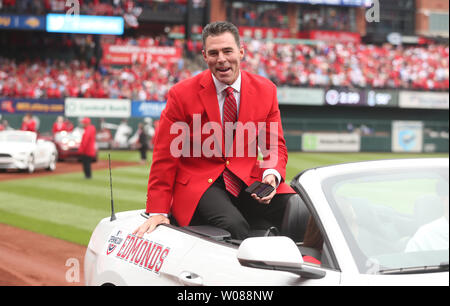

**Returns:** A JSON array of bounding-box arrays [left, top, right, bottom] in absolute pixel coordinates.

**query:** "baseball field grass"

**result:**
[[0, 151, 448, 246]]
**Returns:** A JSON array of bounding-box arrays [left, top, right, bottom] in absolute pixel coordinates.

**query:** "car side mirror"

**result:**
[[237, 237, 326, 279]]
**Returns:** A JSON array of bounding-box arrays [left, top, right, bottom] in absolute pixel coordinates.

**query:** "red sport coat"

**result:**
[[146, 70, 295, 226]]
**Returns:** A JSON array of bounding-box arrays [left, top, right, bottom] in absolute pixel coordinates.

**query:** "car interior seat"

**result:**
[[280, 194, 311, 242]]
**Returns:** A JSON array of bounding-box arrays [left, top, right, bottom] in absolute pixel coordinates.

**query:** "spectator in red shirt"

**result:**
[[78, 117, 97, 179], [52, 116, 66, 135], [64, 118, 74, 132], [20, 113, 37, 132]]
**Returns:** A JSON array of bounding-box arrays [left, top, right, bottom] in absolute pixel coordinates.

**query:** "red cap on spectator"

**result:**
[[82, 117, 91, 125]]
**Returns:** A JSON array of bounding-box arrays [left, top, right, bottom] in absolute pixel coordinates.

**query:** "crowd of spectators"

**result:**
[[299, 7, 354, 32], [227, 3, 353, 32], [228, 2, 289, 29], [243, 41, 449, 91], [0, 37, 448, 101], [102, 34, 180, 48], [0, 56, 192, 101], [0, 0, 193, 16]]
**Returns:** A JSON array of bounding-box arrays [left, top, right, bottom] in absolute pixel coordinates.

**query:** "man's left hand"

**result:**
[[251, 174, 277, 205]]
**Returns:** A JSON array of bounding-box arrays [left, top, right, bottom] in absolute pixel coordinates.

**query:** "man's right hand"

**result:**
[[133, 214, 170, 238]]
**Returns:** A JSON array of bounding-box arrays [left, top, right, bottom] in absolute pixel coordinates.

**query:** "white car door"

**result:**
[[85, 215, 199, 286], [176, 235, 341, 286]]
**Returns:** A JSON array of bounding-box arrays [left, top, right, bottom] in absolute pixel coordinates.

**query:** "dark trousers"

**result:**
[[139, 147, 147, 161], [81, 155, 93, 178], [190, 175, 293, 240]]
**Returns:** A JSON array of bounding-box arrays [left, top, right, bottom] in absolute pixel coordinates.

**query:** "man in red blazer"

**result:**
[[78, 117, 97, 179], [135, 21, 295, 239]]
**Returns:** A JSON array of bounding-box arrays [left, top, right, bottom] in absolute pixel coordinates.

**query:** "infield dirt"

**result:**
[[0, 223, 86, 286]]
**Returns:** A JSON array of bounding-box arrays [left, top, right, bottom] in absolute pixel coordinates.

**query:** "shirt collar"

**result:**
[[211, 72, 241, 95]]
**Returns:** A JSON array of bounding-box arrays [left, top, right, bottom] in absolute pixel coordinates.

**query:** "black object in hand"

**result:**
[[245, 181, 275, 198]]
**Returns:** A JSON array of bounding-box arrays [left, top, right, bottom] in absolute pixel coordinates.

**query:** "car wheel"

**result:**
[[47, 153, 57, 171], [27, 155, 35, 174]]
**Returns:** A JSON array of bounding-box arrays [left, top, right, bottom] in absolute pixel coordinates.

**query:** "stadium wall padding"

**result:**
[[1, 101, 448, 153]]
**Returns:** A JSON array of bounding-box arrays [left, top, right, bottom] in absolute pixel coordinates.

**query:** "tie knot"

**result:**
[[225, 87, 234, 96]]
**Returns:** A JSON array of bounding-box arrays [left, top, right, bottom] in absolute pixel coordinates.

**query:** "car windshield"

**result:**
[[0, 132, 35, 143], [322, 166, 449, 274]]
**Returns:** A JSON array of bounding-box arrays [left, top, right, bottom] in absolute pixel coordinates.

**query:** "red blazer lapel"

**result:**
[[237, 71, 257, 124], [199, 71, 221, 125], [198, 71, 224, 157]]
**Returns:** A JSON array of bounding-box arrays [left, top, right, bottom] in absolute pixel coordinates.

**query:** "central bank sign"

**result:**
[[277, 87, 324, 105], [302, 133, 361, 152], [65, 98, 131, 118]]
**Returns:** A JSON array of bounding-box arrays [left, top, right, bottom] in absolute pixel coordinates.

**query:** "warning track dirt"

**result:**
[[0, 159, 141, 285], [0, 223, 86, 286]]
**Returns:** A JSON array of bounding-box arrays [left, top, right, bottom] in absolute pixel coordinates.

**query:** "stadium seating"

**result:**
[[0, 0, 188, 16], [0, 36, 448, 101], [242, 41, 449, 91]]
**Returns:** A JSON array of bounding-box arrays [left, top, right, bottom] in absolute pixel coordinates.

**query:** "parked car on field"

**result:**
[[54, 129, 98, 162], [84, 158, 449, 286], [0, 130, 57, 173]]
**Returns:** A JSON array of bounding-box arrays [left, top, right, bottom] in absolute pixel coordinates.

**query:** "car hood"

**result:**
[[0, 142, 35, 154]]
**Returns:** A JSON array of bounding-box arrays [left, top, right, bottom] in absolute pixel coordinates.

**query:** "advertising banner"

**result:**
[[392, 121, 423, 153], [131, 101, 166, 118], [302, 133, 361, 152], [0, 15, 45, 31], [277, 87, 324, 105], [102, 44, 182, 65], [46, 14, 124, 35], [366, 90, 399, 108], [399, 91, 449, 109], [324, 88, 366, 107], [0, 98, 64, 114], [65, 98, 131, 118]]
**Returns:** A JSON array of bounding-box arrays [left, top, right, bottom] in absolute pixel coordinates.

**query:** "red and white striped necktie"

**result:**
[[222, 86, 243, 197]]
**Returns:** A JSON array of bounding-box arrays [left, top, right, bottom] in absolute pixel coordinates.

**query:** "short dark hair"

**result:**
[[202, 21, 240, 48]]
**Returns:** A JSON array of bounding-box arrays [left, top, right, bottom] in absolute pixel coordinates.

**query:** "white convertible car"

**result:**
[[84, 158, 449, 286], [0, 130, 57, 173]]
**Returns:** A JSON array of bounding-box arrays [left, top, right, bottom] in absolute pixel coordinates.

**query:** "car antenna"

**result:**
[[108, 153, 116, 222]]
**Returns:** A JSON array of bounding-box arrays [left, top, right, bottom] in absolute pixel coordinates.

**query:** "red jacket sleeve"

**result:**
[[145, 88, 184, 215]]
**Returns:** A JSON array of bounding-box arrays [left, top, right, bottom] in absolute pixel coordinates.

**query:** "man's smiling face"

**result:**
[[202, 32, 244, 85]]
